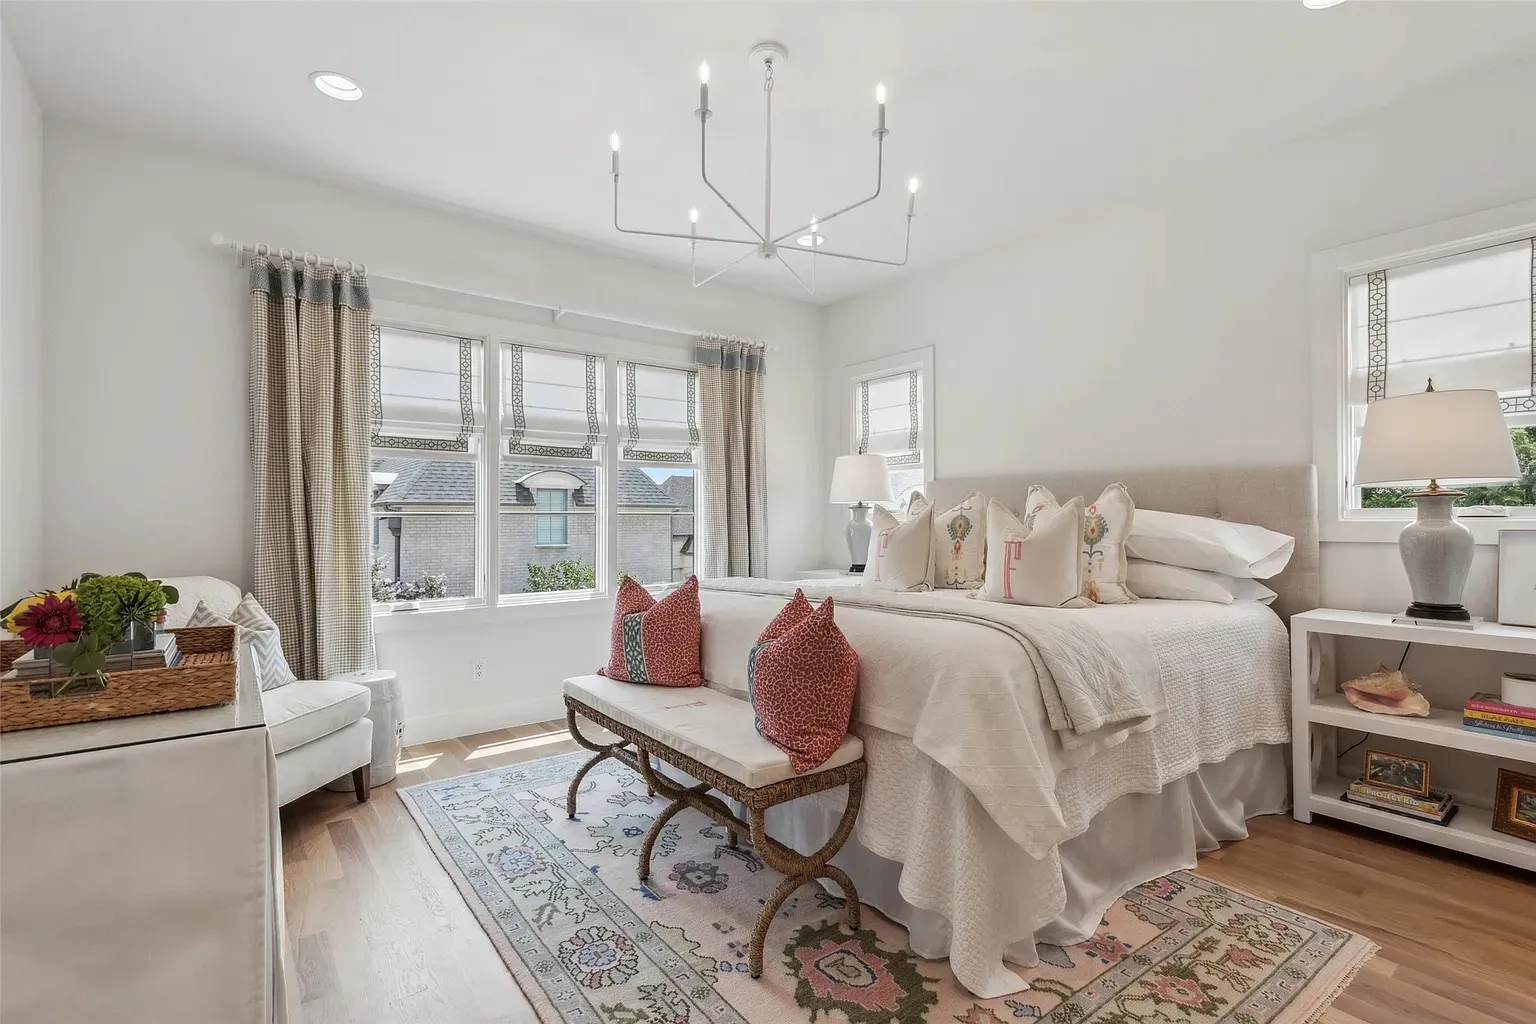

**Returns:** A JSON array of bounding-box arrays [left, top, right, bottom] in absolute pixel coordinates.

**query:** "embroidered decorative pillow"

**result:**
[[189, 595, 297, 690], [600, 575, 703, 687], [747, 594, 860, 773], [1023, 483, 1135, 604], [930, 490, 987, 590], [981, 497, 1092, 608], [862, 502, 933, 592]]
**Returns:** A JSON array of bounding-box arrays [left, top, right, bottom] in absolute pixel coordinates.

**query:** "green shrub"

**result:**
[[526, 559, 597, 592]]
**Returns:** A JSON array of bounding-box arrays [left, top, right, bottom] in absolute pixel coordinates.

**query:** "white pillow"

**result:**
[[1023, 483, 1135, 604], [1126, 509, 1294, 580], [863, 502, 933, 592], [981, 497, 1092, 608], [930, 490, 987, 590], [1126, 560, 1277, 605]]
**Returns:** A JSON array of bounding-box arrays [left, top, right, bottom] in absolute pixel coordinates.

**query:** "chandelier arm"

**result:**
[[772, 252, 815, 295], [700, 118, 766, 243], [693, 244, 762, 289], [613, 176, 758, 246], [804, 215, 914, 268], [770, 134, 885, 245]]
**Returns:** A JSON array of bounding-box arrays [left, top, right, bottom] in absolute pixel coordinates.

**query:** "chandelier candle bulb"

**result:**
[[609, 132, 620, 176], [876, 82, 886, 131], [698, 61, 710, 114], [907, 176, 919, 214]]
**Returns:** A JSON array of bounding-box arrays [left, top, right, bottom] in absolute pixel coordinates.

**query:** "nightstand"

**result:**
[[1291, 608, 1536, 870], [795, 569, 861, 580]]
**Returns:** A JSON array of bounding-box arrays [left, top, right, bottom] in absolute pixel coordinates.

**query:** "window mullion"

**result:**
[[603, 358, 620, 595], [484, 339, 501, 604]]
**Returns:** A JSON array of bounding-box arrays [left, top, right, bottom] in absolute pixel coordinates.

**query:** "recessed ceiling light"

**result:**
[[1302, 0, 1346, 8], [310, 71, 362, 102], [796, 233, 825, 248]]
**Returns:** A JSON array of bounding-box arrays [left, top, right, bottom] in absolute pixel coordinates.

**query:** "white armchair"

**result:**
[[162, 577, 374, 806]]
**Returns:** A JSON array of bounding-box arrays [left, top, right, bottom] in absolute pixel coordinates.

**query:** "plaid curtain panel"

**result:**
[[249, 255, 377, 679], [694, 334, 768, 578]]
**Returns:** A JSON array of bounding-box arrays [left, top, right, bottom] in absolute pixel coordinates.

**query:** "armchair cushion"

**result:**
[[263, 680, 371, 756]]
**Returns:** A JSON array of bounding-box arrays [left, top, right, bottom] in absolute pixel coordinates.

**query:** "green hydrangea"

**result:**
[[74, 574, 169, 640]]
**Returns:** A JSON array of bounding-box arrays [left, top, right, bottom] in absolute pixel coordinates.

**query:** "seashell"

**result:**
[[1342, 666, 1431, 717]]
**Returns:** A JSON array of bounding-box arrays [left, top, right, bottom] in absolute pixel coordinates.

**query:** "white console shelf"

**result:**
[[1291, 608, 1536, 872]]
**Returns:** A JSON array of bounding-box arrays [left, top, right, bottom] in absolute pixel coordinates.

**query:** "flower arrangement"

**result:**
[[3, 573, 180, 686]]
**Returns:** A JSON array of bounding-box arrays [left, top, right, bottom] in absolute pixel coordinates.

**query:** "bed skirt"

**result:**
[[759, 742, 1290, 994]]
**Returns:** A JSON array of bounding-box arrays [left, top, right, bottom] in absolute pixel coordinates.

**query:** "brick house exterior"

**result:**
[[371, 458, 694, 597]]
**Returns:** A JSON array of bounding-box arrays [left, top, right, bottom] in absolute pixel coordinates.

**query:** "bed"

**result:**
[[694, 465, 1319, 998]]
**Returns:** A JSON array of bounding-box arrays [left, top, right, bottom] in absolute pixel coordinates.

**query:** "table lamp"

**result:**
[[1354, 382, 1519, 622], [829, 454, 892, 572]]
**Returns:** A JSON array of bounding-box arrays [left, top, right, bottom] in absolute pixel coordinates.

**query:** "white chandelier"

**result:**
[[609, 41, 919, 294]]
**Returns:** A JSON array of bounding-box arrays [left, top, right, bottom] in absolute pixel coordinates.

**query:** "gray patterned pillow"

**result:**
[[186, 596, 296, 691]]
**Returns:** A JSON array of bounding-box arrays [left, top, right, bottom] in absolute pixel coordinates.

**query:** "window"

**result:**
[[845, 348, 934, 514], [1344, 236, 1536, 510], [369, 327, 484, 606], [500, 343, 604, 595], [534, 489, 569, 545], [367, 305, 707, 613], [617, 362, 699, 585]]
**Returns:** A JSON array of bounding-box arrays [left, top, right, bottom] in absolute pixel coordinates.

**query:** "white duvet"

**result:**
[[697, 580, 1292, 997]]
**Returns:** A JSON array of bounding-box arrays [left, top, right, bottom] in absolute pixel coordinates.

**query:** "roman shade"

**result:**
[[370, 326, 483, 452], [1349, 237, 1536, 420], [620, 361, 699, 463], [503, 343, 605, 458], [857, 369, 922, 466]]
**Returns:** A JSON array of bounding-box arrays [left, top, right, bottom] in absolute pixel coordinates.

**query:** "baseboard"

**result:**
[[403, 698, 565, 746]]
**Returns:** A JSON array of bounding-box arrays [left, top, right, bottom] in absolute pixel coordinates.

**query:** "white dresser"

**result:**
[[0, 652, 291, 1023]]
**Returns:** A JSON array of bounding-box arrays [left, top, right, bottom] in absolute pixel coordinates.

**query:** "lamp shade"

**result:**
[[829, 454, 892, 504], [1354, 387, 1519, 486]]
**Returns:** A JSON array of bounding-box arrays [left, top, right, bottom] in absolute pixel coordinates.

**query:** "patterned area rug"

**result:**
[[400, 751, 1375, 1024]]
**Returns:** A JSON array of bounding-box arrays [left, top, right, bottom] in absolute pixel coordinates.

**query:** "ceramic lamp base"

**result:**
[[845, 504, 872, 573], [1398, 491, 1473, 622]]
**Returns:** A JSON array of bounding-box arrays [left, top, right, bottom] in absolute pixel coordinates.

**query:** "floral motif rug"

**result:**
[[399, 752, 1375, 1024]]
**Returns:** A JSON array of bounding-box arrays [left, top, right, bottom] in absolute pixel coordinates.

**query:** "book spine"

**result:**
[[1463, 708, 1536, 729], [1465, 697, 1536, 717], [1462, 719, 1536, 742], [1342, 793, 1454, 823], [1346, 782, 1445, 812]]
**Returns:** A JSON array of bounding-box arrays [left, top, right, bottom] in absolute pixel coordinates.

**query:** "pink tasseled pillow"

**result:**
[[599, 576, 703, 687], [747, 590, 860, 773]]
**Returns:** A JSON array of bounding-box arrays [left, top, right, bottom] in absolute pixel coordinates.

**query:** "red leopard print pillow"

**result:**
[[599, 576, 703, 687], [756, 588, 814, 645], [748, 594, 860, 773]]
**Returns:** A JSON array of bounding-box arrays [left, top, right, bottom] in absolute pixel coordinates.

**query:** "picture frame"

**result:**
[[1364, 749, 1431, 796], [1497, 529, 1536, 627], [1492, 768, 1536, 845]]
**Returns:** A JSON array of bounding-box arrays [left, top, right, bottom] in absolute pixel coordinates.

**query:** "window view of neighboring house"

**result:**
[[370, 457, 696, 595]]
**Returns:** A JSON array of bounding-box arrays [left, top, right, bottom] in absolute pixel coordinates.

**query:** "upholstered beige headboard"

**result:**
[[930, 465, 1320, 622]]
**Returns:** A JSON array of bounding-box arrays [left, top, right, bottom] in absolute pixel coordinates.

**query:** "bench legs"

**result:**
[[565, 705, 633, 820], [565, 696, 865, 982]]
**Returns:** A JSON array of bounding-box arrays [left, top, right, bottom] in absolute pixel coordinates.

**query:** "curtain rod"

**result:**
[[210, 235, 777, 351]]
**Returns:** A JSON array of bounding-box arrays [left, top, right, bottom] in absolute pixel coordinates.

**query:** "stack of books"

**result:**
[[1341, 777, 1459, 825], [1463, 692, 1536, 743], [3, 632, 181, 681]]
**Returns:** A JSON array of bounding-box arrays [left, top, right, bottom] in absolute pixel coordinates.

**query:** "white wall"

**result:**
[[819, 56, 1536, 620], [41, 120, 822, 742], [0, 27, 44, 600]]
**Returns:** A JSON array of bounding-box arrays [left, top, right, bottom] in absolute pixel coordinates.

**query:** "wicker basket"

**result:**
[[0, 625, 238, 732]]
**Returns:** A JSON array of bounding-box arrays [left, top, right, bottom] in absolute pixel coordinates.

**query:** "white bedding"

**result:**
[[696, 581, 1292, 997]]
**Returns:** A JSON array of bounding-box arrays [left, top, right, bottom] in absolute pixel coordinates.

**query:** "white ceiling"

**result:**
[[7, 1, 1536, 303]]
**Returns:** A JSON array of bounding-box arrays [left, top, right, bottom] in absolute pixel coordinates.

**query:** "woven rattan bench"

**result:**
[[562, 674, 865, 978]]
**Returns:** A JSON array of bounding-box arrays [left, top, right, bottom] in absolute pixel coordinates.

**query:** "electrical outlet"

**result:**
[[472, 658, 487, 682]]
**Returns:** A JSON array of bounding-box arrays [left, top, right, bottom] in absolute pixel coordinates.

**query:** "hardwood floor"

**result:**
[[281, 723, 1536, 1024]]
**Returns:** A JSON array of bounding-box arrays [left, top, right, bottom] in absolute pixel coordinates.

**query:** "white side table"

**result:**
[[1291, 608, 1536, 871], [325, 669, 403, 789]]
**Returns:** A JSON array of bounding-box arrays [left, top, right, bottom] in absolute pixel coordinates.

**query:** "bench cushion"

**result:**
[[564, 674, 862, 789]]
